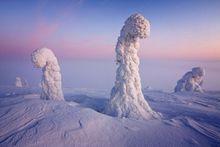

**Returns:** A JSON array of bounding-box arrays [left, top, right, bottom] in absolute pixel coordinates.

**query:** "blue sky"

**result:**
[[0, 0, 220, 60]]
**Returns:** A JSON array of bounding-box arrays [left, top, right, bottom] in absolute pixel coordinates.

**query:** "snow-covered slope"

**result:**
[[0, 87, 219, 147]]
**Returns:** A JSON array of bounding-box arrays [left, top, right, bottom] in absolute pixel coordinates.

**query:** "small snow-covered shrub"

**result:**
[[31, 47, 64, 100], [105, 13, 158, 120], [175, 67, 205, 93], [15, 77, 29, 88], [15, 77, 23, 88]]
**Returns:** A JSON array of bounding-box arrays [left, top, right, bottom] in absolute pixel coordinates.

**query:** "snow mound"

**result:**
[[175, 67, 205, 93], [0, 87, 219, 146], [31, 47, 64, 101]]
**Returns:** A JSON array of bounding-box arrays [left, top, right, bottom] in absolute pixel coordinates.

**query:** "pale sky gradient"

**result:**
[[0, 0, 220, 61]]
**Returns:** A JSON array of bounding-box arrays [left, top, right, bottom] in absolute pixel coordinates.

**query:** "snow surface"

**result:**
[[105, 13, 158, 120], [175, 67, 205, 93], [0, 86, 219, 147], [31, 47, 64, 101]]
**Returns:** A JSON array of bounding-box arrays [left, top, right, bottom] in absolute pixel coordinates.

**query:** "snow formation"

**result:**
[[15, 77, 23, 88], [15, 77, 28, 88], [31, 47, 64, 100], [175, 67, 205, 93], [105, 13, 158, 120]]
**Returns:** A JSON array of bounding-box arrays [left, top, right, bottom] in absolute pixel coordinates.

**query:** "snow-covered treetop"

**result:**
[[120, 13, 150, 39], [15, 77, 21, 81], [31, 47, 60, 71], [192, 67, 205, 77]]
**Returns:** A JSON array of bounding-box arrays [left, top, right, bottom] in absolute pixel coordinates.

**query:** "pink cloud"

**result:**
[[29, 21, 59, 46], [28, 0, 81, 49], [51, 35, 114, 59]]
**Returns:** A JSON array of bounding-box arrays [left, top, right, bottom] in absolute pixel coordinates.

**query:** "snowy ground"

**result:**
[[0, 86, 219, 147]]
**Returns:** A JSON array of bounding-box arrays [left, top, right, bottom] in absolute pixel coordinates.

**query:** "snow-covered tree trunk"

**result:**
[[105, 13, 158, 120], [31, 47, 64, 100]]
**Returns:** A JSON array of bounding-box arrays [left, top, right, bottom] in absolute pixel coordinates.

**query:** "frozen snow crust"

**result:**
[[0, 87, 219, 147]]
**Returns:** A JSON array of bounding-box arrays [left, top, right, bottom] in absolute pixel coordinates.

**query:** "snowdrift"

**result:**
[[0, 87, 219, 147]]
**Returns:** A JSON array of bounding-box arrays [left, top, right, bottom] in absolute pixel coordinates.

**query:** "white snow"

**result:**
[[15, 77, 22, 88], [15, 77, 28, 88], [31, 47, 64, 101], [175, 67, 205, 93], [105, 13, 158, 120], [0, 87, 219, 146]]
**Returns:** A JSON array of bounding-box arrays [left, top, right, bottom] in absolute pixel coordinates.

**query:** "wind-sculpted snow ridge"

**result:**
[[15, 77, 28, 88], [175, 67, 205, 93], [0, 87, 219, 147], [105, 13, 158, 120], [31, 47, 64, 100]]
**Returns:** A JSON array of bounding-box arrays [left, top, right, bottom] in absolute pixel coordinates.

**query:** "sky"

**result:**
[[0, 0, 220, 61]]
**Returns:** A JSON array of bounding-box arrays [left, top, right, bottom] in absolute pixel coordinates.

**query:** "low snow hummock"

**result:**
[[0, 86, 219, 147], [175, 67, 205, 93]]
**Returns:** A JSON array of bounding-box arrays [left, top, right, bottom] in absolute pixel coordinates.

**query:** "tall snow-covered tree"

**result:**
[[105, 13, 158, 120], [31, 47, 64, 100]]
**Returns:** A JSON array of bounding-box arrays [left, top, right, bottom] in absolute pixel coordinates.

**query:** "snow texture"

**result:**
[[0, 87, 219, 147], [175, 67, 205, 93], [15, 77, 29, 88], [105, 13, 158, 120], [31, 47, 64, 100]]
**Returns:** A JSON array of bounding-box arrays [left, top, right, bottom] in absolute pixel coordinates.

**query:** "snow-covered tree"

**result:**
[[15, 77, 23, 88], [31, 47, 64, 100], [175, 67, 205, 93], [15, 77, 29, 88], [105, 13, 158, 120]]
